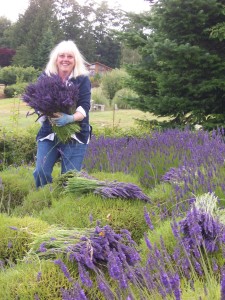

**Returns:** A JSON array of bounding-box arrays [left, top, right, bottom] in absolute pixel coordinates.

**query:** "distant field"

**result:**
[[0, 98, 162, 130]]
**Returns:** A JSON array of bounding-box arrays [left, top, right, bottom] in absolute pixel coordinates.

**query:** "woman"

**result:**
[[33, 40, 92, 188]]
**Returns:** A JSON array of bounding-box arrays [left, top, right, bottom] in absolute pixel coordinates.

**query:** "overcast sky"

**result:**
[[0, 0, 150, 22]]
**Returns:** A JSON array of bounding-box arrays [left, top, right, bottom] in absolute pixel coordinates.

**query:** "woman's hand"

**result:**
[[51, 112, 74, 127]]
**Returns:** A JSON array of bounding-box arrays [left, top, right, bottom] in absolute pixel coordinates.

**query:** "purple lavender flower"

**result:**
[[170, 274, 181, 300], [37, 271, 42, 282], [0, 260, 4, 270], [7, 241, 13, 248], [54, 259, 73, 282], [39, 242, 47, 253], [61, 282, 87, 300], [34, 294, 40, 300], [97, 276, 115, 300], [9, 226, 18, 231], [78, 263, 93, 287], [144, 206, 154, 230], [221, 271, 225, 300], [22, 73, 79, 117], [144, 232, 152, 250]]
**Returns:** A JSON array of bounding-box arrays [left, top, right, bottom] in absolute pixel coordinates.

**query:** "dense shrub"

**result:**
[[100, 69, 130, 105], [112, 88, 137, 109], [0, 214, 49, 265], [14, 185, 53, 216], [0, 167, 35, 213], [0, 66, 40, 85], [0, 128, 37, 170], [91, 86, 110, 108], [4, 82, 28, 98]]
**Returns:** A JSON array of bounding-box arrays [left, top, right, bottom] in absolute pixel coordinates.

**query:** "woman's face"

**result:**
[[56, 52, 75, 79]]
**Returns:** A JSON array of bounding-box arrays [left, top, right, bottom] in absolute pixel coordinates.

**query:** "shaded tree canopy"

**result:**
[[0, 48, 16, 67], [120, 0, 225, 128], [0, 0, 130, 69]]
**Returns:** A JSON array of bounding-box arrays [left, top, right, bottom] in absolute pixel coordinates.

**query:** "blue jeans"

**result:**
[[33, 138, 88, 188]]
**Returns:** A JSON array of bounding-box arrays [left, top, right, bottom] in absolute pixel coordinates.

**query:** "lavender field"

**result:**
[[1, 127, 225, 299]]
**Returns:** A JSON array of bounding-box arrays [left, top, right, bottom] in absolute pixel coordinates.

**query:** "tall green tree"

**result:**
[[0, 17, 12, 47], [9, 0, 62, 68], [122, 0, 225, 128], [91, 1, 123, 67], [36, 27, 55, 69], [1, 0, 127, 69]]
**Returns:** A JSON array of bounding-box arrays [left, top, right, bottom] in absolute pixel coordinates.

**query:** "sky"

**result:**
[[0, 0, 150, 22]]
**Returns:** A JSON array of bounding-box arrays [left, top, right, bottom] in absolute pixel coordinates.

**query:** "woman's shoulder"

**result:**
[[70, 75, 91, 86]]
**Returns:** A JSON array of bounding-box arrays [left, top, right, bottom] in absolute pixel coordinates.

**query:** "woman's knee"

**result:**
[[33, 167, 52, 183]]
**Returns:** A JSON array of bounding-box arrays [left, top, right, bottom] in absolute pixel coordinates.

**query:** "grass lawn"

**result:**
[[0, 97, 163, 130]]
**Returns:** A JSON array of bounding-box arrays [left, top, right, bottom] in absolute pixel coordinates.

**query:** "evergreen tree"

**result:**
[[8, 0, 62, 68], [37, 28, 55, 69], [12, 45, 33, 67], [122, 0, 225, 128], [0, 17, 12, 47]]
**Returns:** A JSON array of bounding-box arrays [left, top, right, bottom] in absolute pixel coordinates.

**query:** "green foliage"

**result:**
[[139, 219, 177, 262], [0, 66, 40, 85], [13, 185, 53, 217], [0, 166, 35, 213], [36, 27, 55, 69], [0, 214, 49, 265], [121, 0, 225, 128], [0, 260, 73, 300], [91, 124, 151, 138], [90, 73, 102, 88], [2, 0, 128, 70], [112, 88, 137, 109], [4, 82, 28, 98], [100, 69, 130, 105], [91, 86, 110, 107], [38, 195, 149, 243], [210, 21, 225, 41], [0, 129, 37, 171]]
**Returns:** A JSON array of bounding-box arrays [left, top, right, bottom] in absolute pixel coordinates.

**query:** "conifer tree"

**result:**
[[122, 0, 225, 128]]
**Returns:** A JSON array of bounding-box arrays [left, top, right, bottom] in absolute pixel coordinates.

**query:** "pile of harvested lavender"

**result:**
[[62, 171, 151, 202], [28, 225, 141, 290]]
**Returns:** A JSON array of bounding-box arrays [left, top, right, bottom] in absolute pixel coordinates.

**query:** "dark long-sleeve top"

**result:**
[[36, 75, 92, 144]]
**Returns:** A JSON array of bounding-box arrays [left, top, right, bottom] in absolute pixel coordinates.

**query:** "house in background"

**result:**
[[86, 62, 113, 111], [86, 62, 113, 76]]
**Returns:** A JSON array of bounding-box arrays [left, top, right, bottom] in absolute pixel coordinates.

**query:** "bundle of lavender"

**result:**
[[28, 226, 94, 258], [27, 225, 141, 289], [22, 73, 80, 142], [63, 171, 151, 202]]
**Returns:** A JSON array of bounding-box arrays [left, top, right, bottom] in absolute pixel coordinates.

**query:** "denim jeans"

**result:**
[[33, 138, 88, 188]]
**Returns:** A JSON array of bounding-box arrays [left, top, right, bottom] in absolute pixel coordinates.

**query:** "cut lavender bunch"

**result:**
[[63, 172, 151, 202], [27, 225, 141, 293], [22, 73, 79, 116], [22, 73, 80, 142], [94, 182, 151, 202]]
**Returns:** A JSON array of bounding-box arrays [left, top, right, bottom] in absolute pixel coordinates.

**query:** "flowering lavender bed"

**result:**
[[1, 127, 225, 298], [84, 128, 225, 215]]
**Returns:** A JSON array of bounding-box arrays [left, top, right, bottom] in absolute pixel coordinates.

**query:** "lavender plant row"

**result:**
[[84, 128, 225, 214], [53, 194, 225, 299]]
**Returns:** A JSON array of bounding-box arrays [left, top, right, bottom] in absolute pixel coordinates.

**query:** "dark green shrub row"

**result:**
[[0, 126, 151, 171], [0, 128, 37, 171], [4, 82, 28, 98], [0, 66, 40, 85]]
